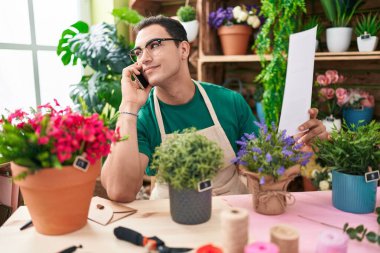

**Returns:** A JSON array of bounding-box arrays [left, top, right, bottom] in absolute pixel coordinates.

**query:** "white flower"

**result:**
[[232, 6, 242, 20], [311, 169, 318, 179], [237, 11, 248, 23], [247, 15, 261, 29], [327, 172, 332, 182], [319, 180, 330, 191]]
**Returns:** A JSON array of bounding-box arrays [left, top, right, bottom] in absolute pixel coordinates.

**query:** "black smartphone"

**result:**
[[132, 72, 149, 89]]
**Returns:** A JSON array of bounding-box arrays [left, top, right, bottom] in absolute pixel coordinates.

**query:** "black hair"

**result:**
[[133, 15, 188, 46]]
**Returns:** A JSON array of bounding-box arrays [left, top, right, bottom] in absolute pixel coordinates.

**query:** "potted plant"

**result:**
[[177, 5, 199, 42], [355, 12, 380, 52], [313, 121, 380, 214], [303, 16, 324, 51], [151, 128, 223, 225], [335, 88, 375, 130], [208, 4, 262, 55], [320, 0, 363, 52], [234, 122, 313, 215], [253, 82, 265, 123], [0, 101, 125, 235], [313, 70, 345, 132]]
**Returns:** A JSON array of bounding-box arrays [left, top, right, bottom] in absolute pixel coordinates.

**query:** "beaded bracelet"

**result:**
[[119, 111, 138, 117]]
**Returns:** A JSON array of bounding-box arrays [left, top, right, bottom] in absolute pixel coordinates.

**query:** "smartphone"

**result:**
[[132, 72, 149, 89]]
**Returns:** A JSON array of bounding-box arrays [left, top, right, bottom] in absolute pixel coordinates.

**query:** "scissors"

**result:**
[[114, 226, 193, 253]]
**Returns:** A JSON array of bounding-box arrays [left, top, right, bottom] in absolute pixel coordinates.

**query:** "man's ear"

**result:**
[[180, 41, 191, 60]]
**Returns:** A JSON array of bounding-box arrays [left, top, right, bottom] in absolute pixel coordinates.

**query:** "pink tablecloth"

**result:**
[[223, 189, 380, 253]]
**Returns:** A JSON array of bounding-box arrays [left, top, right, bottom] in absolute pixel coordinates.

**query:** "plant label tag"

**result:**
[[365, 171, 379, 183], [198, 179, 212, 192], [73, 156, 90, 172], [360, 34, 371, 40]]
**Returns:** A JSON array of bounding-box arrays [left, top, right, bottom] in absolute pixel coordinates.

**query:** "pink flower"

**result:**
[[361, 95, 375, 108], [7, 109, 27, 123], [358, 90, 369, 99], [337, 75, 345, 83], [336, 88, 349, 106], [316, 75, 331, 86], [38, 136, 49, 145], [325, 70, 339, 83], [320, 88, 335, 100]]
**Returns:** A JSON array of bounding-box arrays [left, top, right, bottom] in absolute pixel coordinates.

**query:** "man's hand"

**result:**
[[296, 108, 329, 144], [119, 63, 152, 112]]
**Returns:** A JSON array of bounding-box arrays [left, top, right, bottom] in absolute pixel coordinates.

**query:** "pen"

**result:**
[[19, 220, 33, 231], [57, 245, 82, 253]]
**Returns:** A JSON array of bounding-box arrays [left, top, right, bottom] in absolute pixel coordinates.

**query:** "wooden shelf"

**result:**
[[198, 51, 380, 64]]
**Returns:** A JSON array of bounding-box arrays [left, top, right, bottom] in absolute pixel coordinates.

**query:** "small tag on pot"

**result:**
[[73, 156, 90, 172], [365, 171, 379, 183], [360, 34, 371, 40], [198, 179, 212, 192]]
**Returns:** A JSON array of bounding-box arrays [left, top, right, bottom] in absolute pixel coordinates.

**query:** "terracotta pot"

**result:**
[[302, 176, 317, 191], [240, 166, 298, 215], [11, 160, 101, 235], [217, 25, 252, 55]]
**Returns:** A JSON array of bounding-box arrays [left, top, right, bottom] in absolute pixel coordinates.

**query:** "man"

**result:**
[[101, 16, 328, 202]]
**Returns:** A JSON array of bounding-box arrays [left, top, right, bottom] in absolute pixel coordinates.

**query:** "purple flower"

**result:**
[[260, 176, 265, 185], [251, 147, 262, 154], [236, 140, 247, 147], [253, 155, 258, 161], [239, 160, 248, 166], [258, 167, 263, 173], [265, 134, 272, 142], [282, 149, 293, 157], [237, 149, 247, 158], [277, 166, 285, 175], [266, 152, 272, 163], [244, 132, 256, 140], [293, 142, 304, 151], [231, 157, 240, 164]]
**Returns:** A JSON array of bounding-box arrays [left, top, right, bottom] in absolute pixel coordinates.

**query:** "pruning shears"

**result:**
[[114, 226, 193, 253]]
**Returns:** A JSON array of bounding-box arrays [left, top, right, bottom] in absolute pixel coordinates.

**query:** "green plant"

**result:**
[[255, 0, 306, 126], [112, 7, 144, 25], [253, 82, 264, 102], [313, 121, 380, 175], [152, 128, 223, 190], [343, 207, 380, 246], [303, 16, 324, 39], [177, 5, 196, 22], [355, 12, 380, 36], [320, 0, 363, 27]]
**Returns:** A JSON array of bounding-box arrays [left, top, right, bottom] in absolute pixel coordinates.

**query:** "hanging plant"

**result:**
[[255, 0, 306, 126]]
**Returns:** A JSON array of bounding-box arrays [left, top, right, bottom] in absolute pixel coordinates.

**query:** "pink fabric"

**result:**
[[223, 189, 380, 253]]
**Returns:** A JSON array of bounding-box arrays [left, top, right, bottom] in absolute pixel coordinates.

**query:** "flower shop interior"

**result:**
[[0, 0, 380, 252]]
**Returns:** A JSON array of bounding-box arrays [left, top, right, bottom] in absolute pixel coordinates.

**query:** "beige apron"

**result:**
[[150, 80, 248, 200]]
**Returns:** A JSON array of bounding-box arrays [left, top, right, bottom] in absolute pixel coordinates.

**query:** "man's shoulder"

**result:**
[[199, 81, 241, 98]]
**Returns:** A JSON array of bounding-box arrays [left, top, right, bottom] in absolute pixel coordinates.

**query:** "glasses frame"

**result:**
[[129, 38, 183, 62]]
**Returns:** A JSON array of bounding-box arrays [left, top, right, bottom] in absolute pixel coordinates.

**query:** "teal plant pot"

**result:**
[[343, 107, 374, 130], [332, 170, 377, 214], [255, 102, 265, 123]]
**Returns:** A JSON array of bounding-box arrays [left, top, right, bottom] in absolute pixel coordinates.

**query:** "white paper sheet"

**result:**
[[278, 26, 317, 136]]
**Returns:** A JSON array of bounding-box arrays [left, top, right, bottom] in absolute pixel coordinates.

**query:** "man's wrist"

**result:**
[[119, 101, 140, 114]]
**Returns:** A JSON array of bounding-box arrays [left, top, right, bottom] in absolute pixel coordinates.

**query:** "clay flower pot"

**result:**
[[11, 159, 101, 235], [240, 166, 299, 215], [217, 25, 252, 55]]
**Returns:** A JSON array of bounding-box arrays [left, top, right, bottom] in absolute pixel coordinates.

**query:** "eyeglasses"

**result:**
[[129, 38, 183, 62]]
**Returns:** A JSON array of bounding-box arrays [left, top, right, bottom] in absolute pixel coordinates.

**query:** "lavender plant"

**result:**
[[233, 122, 313, 184]]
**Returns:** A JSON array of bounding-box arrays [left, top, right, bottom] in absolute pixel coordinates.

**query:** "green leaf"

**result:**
[[366, 232, 377, 243]]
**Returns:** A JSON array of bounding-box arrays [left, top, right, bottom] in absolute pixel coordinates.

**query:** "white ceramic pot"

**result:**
[[181, 20, 199, 43], [322, 116, 341, 133], [357, 36, 379, 52], [326, 27, 352, 52]]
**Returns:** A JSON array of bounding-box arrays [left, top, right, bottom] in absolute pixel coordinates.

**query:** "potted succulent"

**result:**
[[177, 5, 199, 42], [314, 70, 345, 132], [313, 121, 380, 214], [151, 128, 223, 225], [0, 101, 125, 235], [355, 12, 380, 52], [303, 16, 324, 51], [320, 0, 363, 52], [208, 4, 262, 55], [234, 122, 313, 215], [335, 88, 375, 130]]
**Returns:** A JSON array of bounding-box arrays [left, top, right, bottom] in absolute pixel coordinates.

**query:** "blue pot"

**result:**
[[255, 102, 265, 123], [332, 170, 377, 214], [343, 107, 374, 130]]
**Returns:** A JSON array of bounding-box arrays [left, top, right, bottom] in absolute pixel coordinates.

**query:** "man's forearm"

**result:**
[[101, 115, 144, 202]]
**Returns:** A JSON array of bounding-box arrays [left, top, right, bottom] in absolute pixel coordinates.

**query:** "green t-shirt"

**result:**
[[137, 81, 259, 175]]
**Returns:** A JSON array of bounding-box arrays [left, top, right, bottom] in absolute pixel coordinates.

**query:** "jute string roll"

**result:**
[[221, 208, 249, 253], [270, 224, 299, 253]]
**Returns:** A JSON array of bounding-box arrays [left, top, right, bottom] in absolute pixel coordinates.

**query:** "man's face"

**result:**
[[134, 24, 184, 86]]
